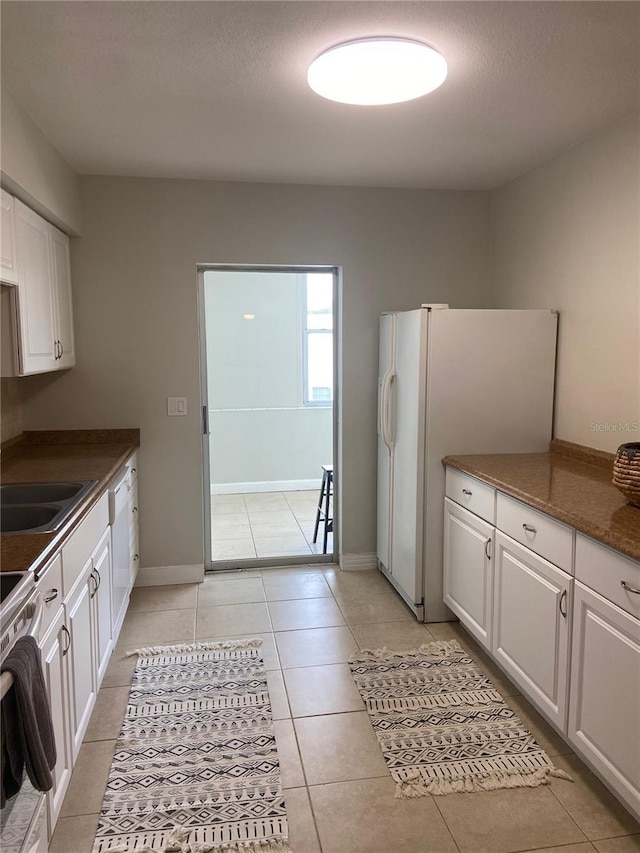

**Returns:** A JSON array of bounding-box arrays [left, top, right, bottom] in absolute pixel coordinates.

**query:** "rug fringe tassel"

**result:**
[[350, 640, 462, 662], [394, 766, 574, 798], [101, 827, 293, 853], [126, 638, 264, 657]]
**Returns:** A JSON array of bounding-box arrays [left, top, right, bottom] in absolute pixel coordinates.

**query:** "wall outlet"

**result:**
[[167, 397, 187, 416]]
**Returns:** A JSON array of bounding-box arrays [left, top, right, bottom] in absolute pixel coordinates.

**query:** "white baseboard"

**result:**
[[135, 564, 204, 586], [211, 479, 321, 495], [339, 553, 379, 571]]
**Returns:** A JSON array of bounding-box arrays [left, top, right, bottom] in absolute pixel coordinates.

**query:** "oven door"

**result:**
[[0, 774, 47, 853]]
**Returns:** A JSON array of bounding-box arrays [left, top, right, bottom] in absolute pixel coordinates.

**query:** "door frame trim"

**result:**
[[196, 263, 340, 571]]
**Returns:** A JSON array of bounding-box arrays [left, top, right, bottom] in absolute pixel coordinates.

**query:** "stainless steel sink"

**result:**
[[0, 482, 89, 505], [0, 480, 97, 534]]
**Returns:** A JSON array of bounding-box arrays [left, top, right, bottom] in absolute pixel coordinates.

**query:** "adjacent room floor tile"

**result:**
[[244, 493, 290, 511], [210, 513, 251, 539], [269, 597, 345, 631], [210, 495, 247, 513], [275, 626, 358, 668], [49, 813, 100, 853], [118, 608, 195, 648], [309, 776, 459, 853], [549, 753, 640, 840], [262, 570, 331, 601], [434, 785, 588, 853], [197, 576, 265, 606], [127, 583, 198, 613], [196, 602, 271, 638], [210, 538, 257, 560], [283, 663, 364, 717], [254, 534, 312, 558], [294, 711, 387, 785], [60, 740, 117, 817]]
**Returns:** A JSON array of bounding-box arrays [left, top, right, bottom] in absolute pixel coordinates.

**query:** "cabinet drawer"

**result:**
[[36, 552, 63, 638], [575, 534, 640, 619], [496, 492, 573, 572], [61, 492, 108, 596], [445, 468, 495, 524]]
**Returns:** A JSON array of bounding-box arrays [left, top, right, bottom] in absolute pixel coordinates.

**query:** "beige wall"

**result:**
[[491, 115, 640, 453], [22, 177, 491, 569], [1, 377, 23, 443], [0, 84, 82, 235]]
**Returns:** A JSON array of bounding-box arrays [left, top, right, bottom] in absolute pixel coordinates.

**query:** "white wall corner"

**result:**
[[339, 553, 378, 571], [135, 564, 204, 587]]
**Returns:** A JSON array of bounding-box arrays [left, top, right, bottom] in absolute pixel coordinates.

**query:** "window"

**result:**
[[303, 273, 333, 405]]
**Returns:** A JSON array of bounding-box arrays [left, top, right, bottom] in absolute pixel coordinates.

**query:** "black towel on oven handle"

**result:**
[[1, 634, 56, 805]]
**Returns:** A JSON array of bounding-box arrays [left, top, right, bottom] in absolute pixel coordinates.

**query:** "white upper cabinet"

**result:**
[[15, 199, 58, 373], [1, 189, 19, 284], [49, 223, 76, 368], [2, 195, 76, 375]]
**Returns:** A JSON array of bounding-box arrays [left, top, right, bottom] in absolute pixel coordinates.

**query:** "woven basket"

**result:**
[[613, 442, 640, 507]]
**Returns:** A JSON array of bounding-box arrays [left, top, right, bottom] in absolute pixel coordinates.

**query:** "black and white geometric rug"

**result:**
[[92, 639, 292, 853], [349, 639, 572, 798]]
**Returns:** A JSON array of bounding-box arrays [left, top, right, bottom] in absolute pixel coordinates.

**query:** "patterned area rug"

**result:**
[[92, 639, 292, 853], [349, 639, 572, 798]]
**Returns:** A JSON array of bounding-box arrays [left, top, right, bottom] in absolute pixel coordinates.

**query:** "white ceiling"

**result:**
[[1, 1, 638, 190]]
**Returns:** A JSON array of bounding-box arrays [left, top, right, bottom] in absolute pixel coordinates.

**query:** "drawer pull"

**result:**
[[484, 538, 492, 560], [559, 589, 567, 618], [44, 589, 59, 603], [462, 489, 472, 497], [522, 523, 537, 535], [621, 580, 640, 595]]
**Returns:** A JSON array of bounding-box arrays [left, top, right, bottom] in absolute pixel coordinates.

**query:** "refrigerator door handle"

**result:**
[[384, 369, 396, 449]]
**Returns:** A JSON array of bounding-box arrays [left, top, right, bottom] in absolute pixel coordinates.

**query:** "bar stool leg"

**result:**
[[323, 470, 332, 554], [313, 470, 327, 544]]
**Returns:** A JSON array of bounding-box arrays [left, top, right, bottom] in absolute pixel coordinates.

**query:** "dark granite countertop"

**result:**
[[1, 430, 140, 574], [443, 439, 640, 562]]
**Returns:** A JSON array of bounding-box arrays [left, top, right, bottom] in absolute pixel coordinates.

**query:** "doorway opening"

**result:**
[[198, 265, 338, 571]]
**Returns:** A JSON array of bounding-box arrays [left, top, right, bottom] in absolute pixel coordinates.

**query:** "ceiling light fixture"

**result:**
[[307, 37, 447, 106]]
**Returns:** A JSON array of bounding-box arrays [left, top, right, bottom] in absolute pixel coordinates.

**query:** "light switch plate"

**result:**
[[167, 397, 187, 416]]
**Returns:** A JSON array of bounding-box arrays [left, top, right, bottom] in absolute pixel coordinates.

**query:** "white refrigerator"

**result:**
[[377, 305, 557, 622]]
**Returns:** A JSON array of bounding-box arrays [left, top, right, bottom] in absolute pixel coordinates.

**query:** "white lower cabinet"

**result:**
[[65, 559, 97, 762], [39, 607, 72, 833], [443, 497, 494, 651], [92, 527, 113, 685], [492, 531, 571, 731], [568, 580, 640, 819]]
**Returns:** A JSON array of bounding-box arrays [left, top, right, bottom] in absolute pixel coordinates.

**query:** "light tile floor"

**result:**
[[211, 490, 333, 560], [50, 566, 640, 853]]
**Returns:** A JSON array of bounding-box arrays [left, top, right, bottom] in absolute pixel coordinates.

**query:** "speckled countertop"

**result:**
[[1, 430, 140, 574], [443, 439, 640, 562]]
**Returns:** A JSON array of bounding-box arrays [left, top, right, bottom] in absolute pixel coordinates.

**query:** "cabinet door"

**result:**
[[569, 581, 640, 820], [493, 531, 571, 730], [1, 189, 18, 284], [65, 563, 97, 761], [14, 200, 56, 373], [39, 607, 72, 834], [91, 528, 113, 686], [49, 224, 75, 368], [443, 498, 494, 651], [130, 478, 140, 582]]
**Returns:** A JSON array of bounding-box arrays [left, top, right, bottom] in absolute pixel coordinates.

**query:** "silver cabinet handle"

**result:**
[[59, 340, 64, 357], [61, 624, 71, 656], [131, 467, 136, 475], [621, 580, 640, 595], [484, 538, 492, 560], [134, 553, 139, 562], [94, 568, 101, 592], [44, 589, 59, 603], [559, 589, 567, 618], [522, 523, 537, 535], [89, 569, 98, 599], [132, 506, 138, 513], [462, 489, 472, 497]]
